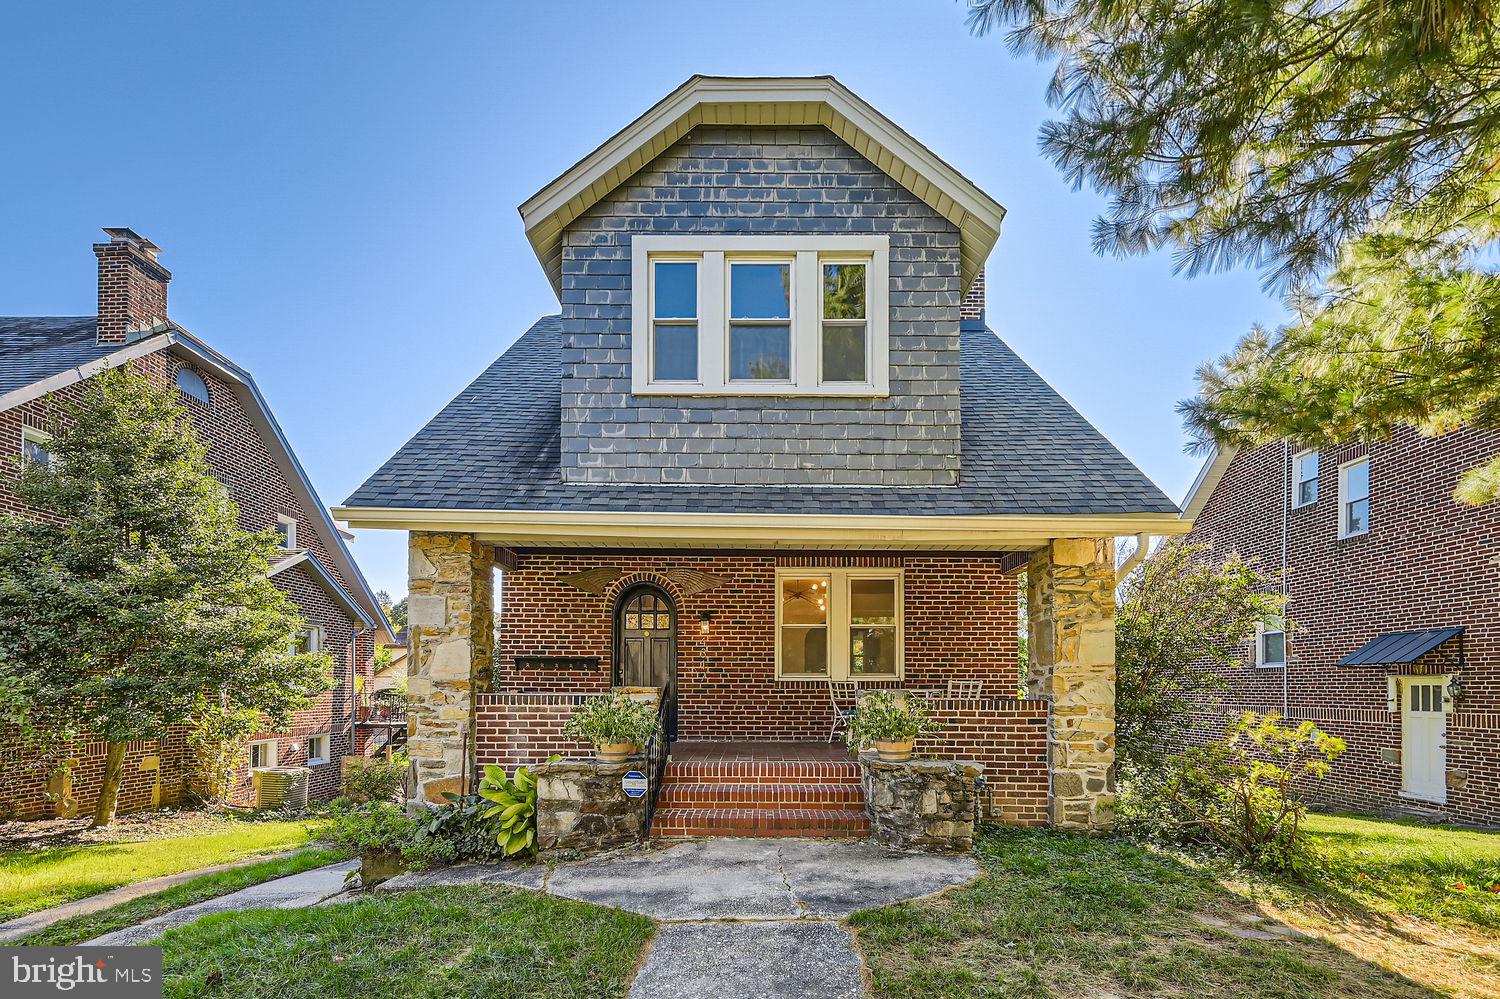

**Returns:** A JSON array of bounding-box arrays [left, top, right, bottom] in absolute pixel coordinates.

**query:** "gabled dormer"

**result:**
[[519, 76, 1006, 487]]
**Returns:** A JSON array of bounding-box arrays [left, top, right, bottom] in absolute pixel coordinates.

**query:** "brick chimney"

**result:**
[[93, 228, 170, 344], [959, 266, 986, 326]]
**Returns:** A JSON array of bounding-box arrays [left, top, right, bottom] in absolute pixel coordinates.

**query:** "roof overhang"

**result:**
[[269, 549, 380, 631], [1180, 446, 1237, 522], [329, 506, 1190, 552], [519, 75, 1007, 299]]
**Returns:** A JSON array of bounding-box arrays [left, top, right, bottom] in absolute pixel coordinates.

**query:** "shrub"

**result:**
[[319, 801, 454, 870], [1120, 711, 1346, 871], [342, 754, 407, 804], [844, 690, 939, 749], [419, 794, 508, 862], [562, 694, 660, 747]]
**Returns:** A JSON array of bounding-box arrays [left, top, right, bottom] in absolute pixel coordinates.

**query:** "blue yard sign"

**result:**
[[622, 770, 648, 798]]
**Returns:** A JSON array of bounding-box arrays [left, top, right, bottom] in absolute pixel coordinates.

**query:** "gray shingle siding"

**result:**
[[559, 126, 962, 486], [342, 315, 1180, 517]]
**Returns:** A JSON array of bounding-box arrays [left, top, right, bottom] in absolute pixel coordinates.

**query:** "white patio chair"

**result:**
[[828, 680, 859, 743], [946, 678, 983, 700]]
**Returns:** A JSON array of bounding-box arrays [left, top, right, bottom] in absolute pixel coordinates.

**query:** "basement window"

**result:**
[[306, 734, 329, 765], [631, 235, 890, 397], [249, 740, 278, 769]]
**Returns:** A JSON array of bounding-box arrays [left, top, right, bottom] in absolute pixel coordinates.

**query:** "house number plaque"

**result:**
[[512, 656, 601, 672]]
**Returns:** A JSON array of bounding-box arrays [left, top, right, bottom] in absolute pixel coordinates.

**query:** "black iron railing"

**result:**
[[356, 690, 407, 725], [640, 694, 671, 837]]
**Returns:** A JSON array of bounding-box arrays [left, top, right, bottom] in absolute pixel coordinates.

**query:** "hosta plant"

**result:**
[[478, 759, 556, 857]]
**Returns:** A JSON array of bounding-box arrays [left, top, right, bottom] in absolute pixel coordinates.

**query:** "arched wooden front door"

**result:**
[[614, 586, 677, 740]]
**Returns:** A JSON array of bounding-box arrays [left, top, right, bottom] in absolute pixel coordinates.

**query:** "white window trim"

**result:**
[[276, 513, 298, 550], [1254, 620, 1286, 669], [1338, 457, 1371, 539], [774, 566, 903, 681], [249, 739, 278, 769], [631, 234, 890, 397], [20, 426, 54, 467], [1388, 674, 1456, 715], [1292, 449, 1319, 509], [292, 626, 320, 657], [306, 734, 330, 766]]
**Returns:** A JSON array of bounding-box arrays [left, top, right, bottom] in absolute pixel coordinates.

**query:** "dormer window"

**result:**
[[631, 235, 890, 397], [275, 514, 297, 550]]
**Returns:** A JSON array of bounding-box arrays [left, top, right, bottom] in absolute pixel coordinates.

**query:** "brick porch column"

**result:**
[[406, 532, 495, 807], [1027, 538, 1116, 831]]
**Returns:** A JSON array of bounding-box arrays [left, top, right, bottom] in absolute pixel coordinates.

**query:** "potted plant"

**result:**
[[845, 690, 939, 761], [563, 692, 661, 763]]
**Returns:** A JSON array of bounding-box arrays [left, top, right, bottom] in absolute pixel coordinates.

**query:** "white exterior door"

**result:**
[[1401, 678, 1447, 803]]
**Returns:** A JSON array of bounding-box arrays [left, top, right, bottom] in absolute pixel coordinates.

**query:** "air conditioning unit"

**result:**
[[252, 767, 310, 810]]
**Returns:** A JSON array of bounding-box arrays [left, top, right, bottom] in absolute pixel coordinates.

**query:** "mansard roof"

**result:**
[[519, 76, 1007, 299]]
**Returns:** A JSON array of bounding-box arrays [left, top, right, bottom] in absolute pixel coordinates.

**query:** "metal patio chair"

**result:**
[[946, 678, 984, 700], [828, 679, 859, 743]]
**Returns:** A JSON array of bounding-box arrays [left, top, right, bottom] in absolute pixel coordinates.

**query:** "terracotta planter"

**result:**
[[359, 849, 406, 887], [596, 742, 638, 764], [874, 739, 915, 762]]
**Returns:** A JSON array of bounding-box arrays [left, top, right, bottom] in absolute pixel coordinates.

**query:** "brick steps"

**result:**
[[650, 807, 871, 839], [657, 781, 866, 810], [649, 748, 868, 839]]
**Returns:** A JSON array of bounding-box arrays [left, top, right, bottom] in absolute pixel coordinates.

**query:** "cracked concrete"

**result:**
[[380, 837, 979, 999], [380, 838, 978, 922]]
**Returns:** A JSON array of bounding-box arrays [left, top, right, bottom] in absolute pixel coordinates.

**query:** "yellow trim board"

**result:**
[[331, 505, 1191, 550]]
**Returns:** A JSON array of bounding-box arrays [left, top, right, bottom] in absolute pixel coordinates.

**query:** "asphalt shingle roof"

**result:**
[[0, 317, 113, 396], [345, 316, 1179, 517]]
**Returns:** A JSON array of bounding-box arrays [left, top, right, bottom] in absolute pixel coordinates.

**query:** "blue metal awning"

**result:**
[[1337, 627, 1465, 666]]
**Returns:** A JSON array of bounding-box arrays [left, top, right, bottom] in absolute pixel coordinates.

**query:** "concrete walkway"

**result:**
[[381, 838, 978, 999], [0, 849, 303, 943], [82, 860, 357, 945]]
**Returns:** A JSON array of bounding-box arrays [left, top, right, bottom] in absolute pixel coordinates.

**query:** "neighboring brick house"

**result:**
[[1180, 429, 1500, 826], [0, 229, 392, 819], [337, 77, 1186, 836]]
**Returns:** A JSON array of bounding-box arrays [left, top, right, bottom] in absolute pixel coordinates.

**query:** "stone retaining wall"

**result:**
[[535, 758, 648, 853], [859, 754, 982, 852]]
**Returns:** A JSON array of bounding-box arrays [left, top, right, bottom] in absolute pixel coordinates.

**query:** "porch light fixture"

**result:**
[[699, 610, 714, 633]]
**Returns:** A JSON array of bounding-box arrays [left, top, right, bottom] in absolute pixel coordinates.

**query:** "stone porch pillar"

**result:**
[[1028, 538, 1116, 831], [406, 532, 494, 807]]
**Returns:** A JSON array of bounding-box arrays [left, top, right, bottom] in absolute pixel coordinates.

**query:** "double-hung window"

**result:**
[[776, 568, 902, 680], [1339, 458, 1370, 538], [1256, 616, 1286, 668], [20, 427, 54, 470], [1292, 450, 1319, 508], [651, 260, 699, 382], [631, 235, 889, 396]]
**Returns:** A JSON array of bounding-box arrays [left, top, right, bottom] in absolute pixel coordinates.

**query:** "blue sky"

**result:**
[[0, 2, 1285, 597]]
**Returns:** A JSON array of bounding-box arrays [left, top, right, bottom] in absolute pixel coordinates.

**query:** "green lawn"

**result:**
[[1274, 812, 1500, 929], [158, 886, 654, 999], [851, 820, 1497, 999], [0, 819, 322, 921], [18, 847, 347, 946]]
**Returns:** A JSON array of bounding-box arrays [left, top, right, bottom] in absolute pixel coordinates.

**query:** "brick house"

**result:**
[[0, 229, 392, 819], [1180, 429, 1500, 826], [336, 77, 1185, 836]]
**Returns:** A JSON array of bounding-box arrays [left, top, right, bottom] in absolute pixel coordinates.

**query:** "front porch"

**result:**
[[401, 532, 1127, 832]]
